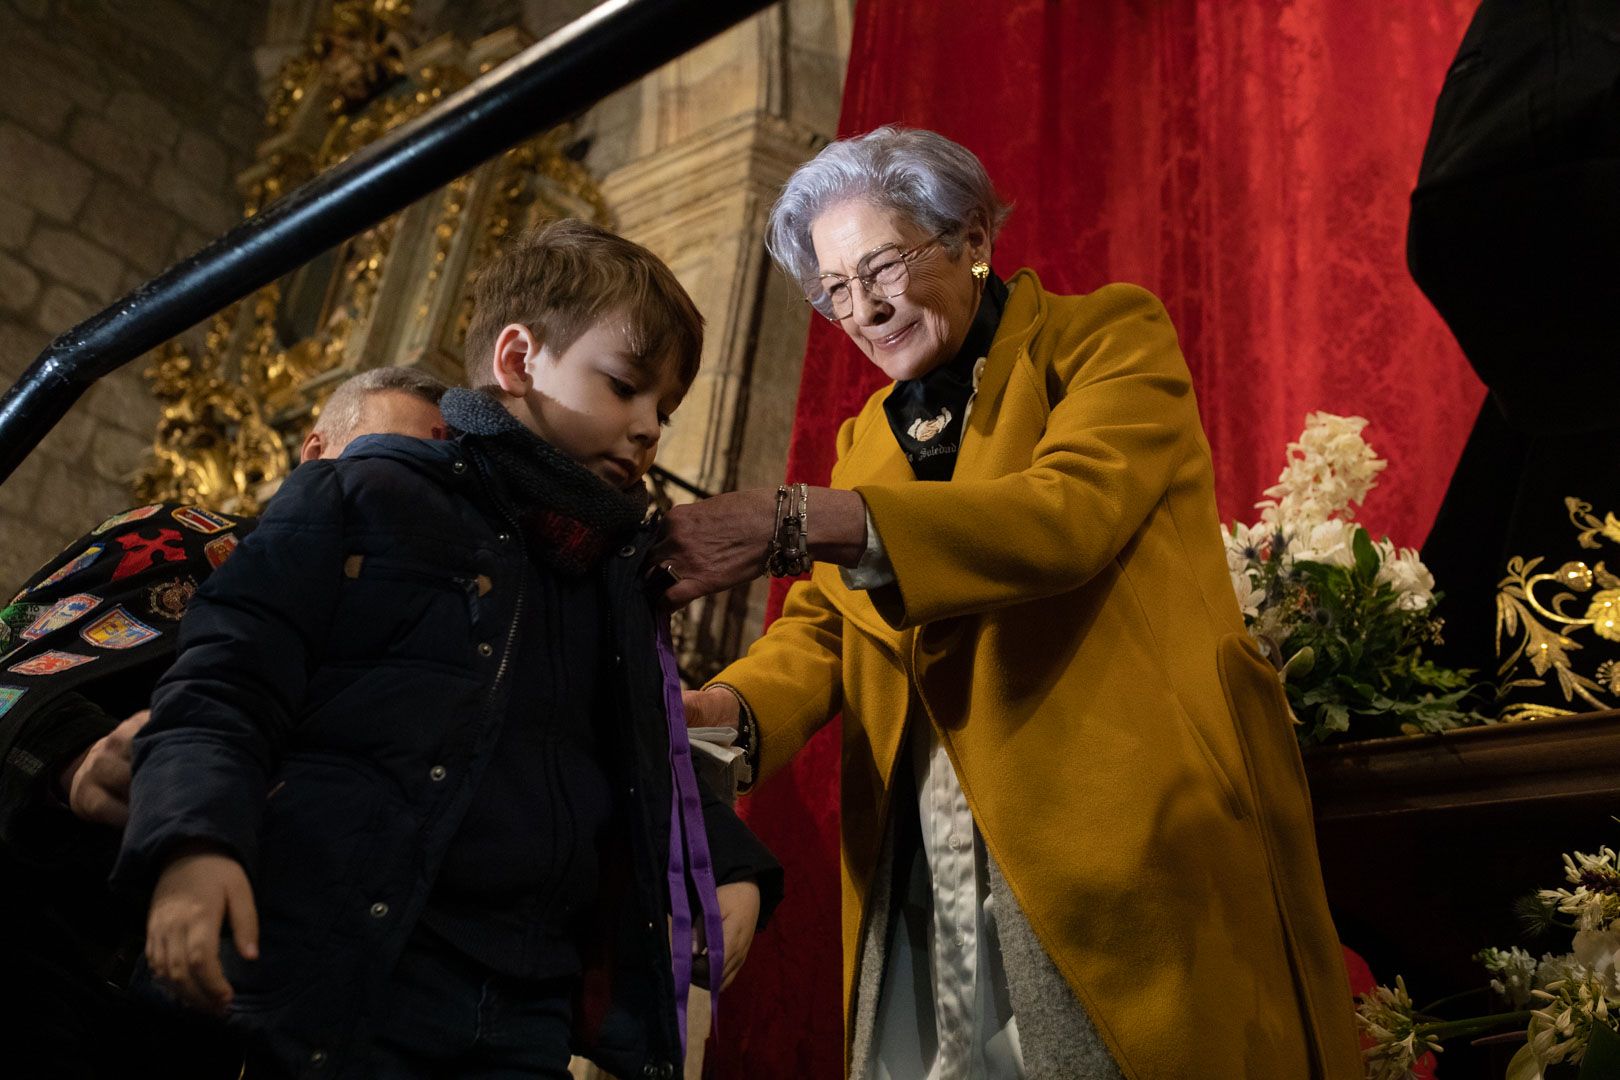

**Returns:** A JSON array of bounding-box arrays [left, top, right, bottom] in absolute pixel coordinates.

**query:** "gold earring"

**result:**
[[971, 260, 989, 282]]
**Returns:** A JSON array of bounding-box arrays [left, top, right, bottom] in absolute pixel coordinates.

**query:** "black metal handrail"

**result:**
[[0, 0, 776, 485]]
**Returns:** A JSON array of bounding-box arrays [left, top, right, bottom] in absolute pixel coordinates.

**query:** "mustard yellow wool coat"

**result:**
[[713, 272, 1362, 1079]]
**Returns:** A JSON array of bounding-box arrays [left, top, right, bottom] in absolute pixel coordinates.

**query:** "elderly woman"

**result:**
[[653, 127, 1361, 1079]]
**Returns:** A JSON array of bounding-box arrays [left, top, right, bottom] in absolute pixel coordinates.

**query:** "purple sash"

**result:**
[[654, 618, 724, 1057]]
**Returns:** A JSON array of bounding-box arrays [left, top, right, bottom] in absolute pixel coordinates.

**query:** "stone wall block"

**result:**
[[0, 197, 33, 250], [8, 0, 51, 22], [89, 424, 153, 484], [0, 321, 51, 383], [0, 123, 95, 221], [103, 0, 232, 81], [0, 253, 42, 314], [34, 284, 99, 337], [0, 27, 110, 112], [0, 508, 51, 586], [34, 403, 100, 465], [68, 114, 159, 187], [210, 99, 262, 155], [174, 130, 230, 190], [85, 372, 162, 437], [32, 457, 108, 530], [149, 162, 237, 234], [0, 57, 75, 138], [27, 228, 126, 302], [80, 179, 183, 275], [104, 90, 182, 150]]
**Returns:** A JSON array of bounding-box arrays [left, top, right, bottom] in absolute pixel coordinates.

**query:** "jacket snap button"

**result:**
[[370, 902, 389, 918], [477, 642, 493, 657], [618, 543, 636, 558], [429, 765, 447, 782], [309, 1049, 327, 1066], [451, 459, 467, 474], [497, 532, 511, 543]]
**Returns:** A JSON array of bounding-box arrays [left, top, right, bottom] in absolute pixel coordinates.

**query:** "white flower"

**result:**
[[1229, 567, 1266, 619], [1377, 545, 1436, 612], [1478, 946, 1540, 1008], [1574, 929, 1620, 993], [1527, 967, 1617, 1069], [1287, 519, 1358, 570], [1356, 976, 1442, 1080], [1222, 521, 1262, 574], [1542, 848, 1620, 931], [1256, 412, 1387, 533]]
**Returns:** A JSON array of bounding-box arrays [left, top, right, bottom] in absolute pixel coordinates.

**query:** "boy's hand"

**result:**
[[59, 709, 150, 827], [147, 845, 259, 1013], [704, 880, 760, 991], [681, 687, 739, 730]]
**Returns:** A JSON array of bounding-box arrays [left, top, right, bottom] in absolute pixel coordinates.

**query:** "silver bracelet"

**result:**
[[765, 482, 812, 577]]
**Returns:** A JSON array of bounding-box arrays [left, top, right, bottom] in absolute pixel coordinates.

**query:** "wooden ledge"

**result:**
[[1303, 709, 1620, 822]]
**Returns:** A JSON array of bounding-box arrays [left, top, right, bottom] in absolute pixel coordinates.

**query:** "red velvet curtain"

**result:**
[[712, 3, 1481, 1076]]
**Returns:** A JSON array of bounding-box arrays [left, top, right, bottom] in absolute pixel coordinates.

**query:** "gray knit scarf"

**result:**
[[439, 388, 649, 575]]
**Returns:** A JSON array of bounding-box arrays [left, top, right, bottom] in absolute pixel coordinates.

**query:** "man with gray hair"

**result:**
[[0, 365, 446, 1080], [299, 365, 447, 462]]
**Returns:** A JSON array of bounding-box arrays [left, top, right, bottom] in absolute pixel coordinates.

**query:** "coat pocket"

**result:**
[[229, 753, 392, 1011]]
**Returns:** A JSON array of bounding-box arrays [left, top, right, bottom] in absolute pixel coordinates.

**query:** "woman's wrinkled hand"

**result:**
[[648, 486, 869, 608], [681, 687, 740, 730], [647, 489, 779, 608]]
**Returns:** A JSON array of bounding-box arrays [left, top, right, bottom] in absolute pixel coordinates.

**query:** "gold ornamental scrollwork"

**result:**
[[136, 5, 611, 515], [1494, 498, 1620, 722]]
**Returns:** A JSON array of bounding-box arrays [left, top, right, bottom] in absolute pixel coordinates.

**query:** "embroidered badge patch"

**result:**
[[171, 506, 234, 535], [8, 650, 97, 676], [1, 603, 47, 636], [204, 533, 239, 569], [93, 505, 164, 534], [29, 546, 105, 593], [147, 577, 198, 622], [80, 606, 161, 650], [112, 529, 186, 581], [0, 686, 24, 717], [21, 594, 102, 641]]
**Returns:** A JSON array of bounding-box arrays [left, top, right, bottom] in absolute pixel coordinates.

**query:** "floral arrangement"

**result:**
[[1222, 412, 1490, 745], [1356, 843, 1620, 1079]]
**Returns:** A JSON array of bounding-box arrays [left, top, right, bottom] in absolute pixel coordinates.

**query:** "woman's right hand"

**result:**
[[682, 686, 740, 729]]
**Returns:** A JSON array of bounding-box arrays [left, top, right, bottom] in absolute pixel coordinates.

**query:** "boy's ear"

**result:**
[[490, 323, 541, 398]]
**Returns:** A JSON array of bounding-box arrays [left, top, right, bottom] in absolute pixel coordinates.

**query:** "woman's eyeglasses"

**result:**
[[804, 232, 948, 321]]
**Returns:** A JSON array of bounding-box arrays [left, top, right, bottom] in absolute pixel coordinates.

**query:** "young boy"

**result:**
[[113, 220, 781, 1078]]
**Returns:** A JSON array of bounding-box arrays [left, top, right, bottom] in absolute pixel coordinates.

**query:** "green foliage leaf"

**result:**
[[1353, 526, 1380, 578], [1580, 1021, 1620, 1079]]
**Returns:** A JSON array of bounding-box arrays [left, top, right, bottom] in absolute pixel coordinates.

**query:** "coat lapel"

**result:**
[[820, 271, 1051, 649], [954, 269, 1047, 481]]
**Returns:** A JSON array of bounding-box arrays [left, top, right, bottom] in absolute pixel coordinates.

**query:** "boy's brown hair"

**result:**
[[463, 218, 704, 391]]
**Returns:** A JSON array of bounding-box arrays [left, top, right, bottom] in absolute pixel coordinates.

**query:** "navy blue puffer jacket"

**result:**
[[114, 434, 780, 1080]]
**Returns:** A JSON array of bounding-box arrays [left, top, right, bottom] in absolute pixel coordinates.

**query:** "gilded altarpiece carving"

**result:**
[[135, 2, 610, 517]]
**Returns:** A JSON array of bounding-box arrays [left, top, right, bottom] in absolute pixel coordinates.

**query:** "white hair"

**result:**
[[766, 126, 1012, 286], [312, 366, 446, 442]]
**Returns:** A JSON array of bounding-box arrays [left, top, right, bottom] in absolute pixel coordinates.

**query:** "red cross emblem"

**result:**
[[112, 528, 187, 580]]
